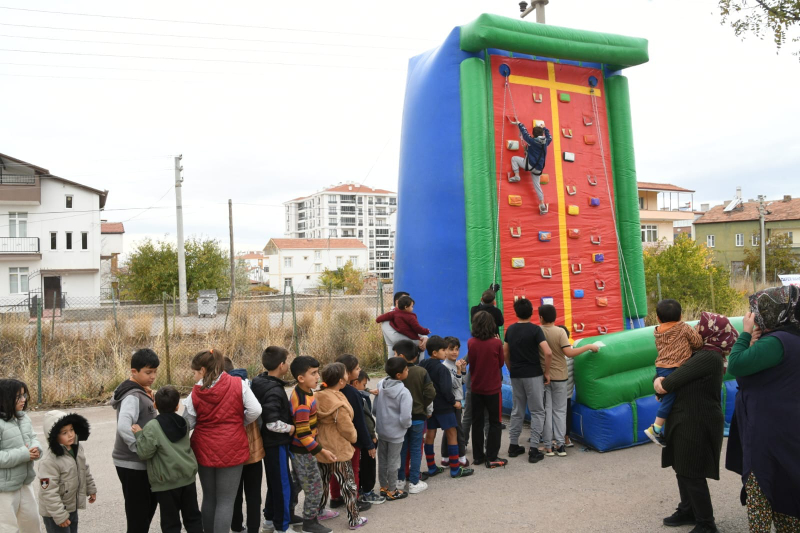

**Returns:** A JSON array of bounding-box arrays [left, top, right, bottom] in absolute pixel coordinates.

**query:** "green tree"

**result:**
[[317, 261, 365, 295], [643, 234, 742, 316], [719, 0, 800, 57], [119, 237, 231, 302], [743, 232, 800, 281]]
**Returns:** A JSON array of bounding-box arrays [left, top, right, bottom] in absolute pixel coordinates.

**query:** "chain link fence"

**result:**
[[1, 287, 391, 405]]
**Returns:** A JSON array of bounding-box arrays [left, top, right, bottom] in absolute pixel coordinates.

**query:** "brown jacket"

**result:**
[[315, 388, 357, 464], [244, 420, 265, 465], [654, 321, 704, 368]]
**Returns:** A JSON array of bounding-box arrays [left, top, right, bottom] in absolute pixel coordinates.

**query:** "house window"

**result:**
[[735, 233, 744, 247], [284, 257, 292, 268], [65, 195, 73, 209], [315, 264, 322, 273], [81, 232, 88, 250], [358, 230, 363, 238], [50, 232, 57, 250], [9, 267, 29, 294], [314, 250, 321, 261], [752, 233, 760, 246], [336, 256, 343, 268], [284, 278, 292, 288], [303, 256, 308, 261], [329, 229, 337, 237], [66, 232, 73, 250], [638, 196, 645, 210], [349, 256, 358, 267], [9, 213, 27, 238], [306, 276, 311, 280], [707, 235, 715, 248], [641, 225, 658, 243]]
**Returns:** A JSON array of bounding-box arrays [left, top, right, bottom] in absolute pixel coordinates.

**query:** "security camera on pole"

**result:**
[[519, 0, 549, 23], [175, 155, 188, 316]]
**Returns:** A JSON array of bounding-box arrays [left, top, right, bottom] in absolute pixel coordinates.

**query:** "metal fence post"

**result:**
[[291, 285, 299, 356], [656, 273, 662, 302], [172, 286, 176, 332], [50, 296, 56, 341], [36, 297, 42, 404], [709, 272, 716, 312], [112, 287, 119, 332], [163, 294, 171, 384], [281, 290, 287, 327], [379, 280, 387, 361]]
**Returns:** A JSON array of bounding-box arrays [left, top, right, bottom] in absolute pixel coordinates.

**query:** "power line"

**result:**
[[0, 6, 436, 42], [0, 22, 424, 51], [123, 185, 174, 222]]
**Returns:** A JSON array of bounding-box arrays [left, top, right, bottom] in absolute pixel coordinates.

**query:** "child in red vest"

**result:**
[[182, 349, 262, 533]]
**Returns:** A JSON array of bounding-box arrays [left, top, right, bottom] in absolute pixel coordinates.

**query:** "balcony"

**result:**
[[0, 174, 36, 185], [0, 237, 40, 255]]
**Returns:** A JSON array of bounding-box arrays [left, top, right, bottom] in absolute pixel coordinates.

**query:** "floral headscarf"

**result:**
[[697, 312, 739, 355], [749, 285, 800, 333]]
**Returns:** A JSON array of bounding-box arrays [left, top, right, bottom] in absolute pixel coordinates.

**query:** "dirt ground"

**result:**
[[24, 403, 750, 533]]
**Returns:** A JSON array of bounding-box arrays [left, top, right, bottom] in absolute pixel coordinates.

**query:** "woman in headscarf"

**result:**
[[654, 312, 738, 533], [726, 285, 800, 532]]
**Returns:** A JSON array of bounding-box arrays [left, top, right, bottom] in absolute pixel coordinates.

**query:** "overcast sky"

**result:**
[[2, 0, 798, 256]]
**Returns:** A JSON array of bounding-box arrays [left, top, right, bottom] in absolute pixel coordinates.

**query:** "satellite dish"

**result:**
[[723, 197, 742, 212]]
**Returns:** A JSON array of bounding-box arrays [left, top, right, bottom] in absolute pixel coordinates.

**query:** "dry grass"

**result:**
[[1, 298, 387, 405]]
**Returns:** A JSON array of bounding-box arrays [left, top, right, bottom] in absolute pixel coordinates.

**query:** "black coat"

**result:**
[[250, 374, 293, 448], [660, 350, 725, 480], [470, 303, 504, 333]]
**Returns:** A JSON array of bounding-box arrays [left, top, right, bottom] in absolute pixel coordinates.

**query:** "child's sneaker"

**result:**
[[528, 448, 544, 463], [544, 448, 555, 457], [383, 489, 408, 501], [556, 444, 567, 457], [395, 480, 407, 492], [508, 444, 526, 457], [408, 480, 428, 494], [302, 518, 332, 533], [317, 509, 339, 521], [356, 500, 372, 512], [644, 425, 667, 447], [426, 465, 445, 477], [508, 172, 521, 183], [360, 491, 385, 505], [329, 498, 344, 509], [451, 466, 474, 478], [564, 437, 574, 448], [261, 519, 275, 533], [484, 457, 508, 469], [440, 459, 449, 467], [348, 517, 368, 530]]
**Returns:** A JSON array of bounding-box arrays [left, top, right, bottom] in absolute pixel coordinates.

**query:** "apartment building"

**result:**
[[283, 182, 397, 279], [637, 181, 697, 246], [263, 238, 368, 292]]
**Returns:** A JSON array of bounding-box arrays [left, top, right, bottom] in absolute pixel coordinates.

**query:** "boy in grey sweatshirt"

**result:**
[[373, 357, 412, 501]]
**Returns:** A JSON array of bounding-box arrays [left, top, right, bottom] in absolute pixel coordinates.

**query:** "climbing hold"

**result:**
[[563, 152, 576, 162], [541, 297, 554, 306], [595, 279, 606, 291], [597, 325, 609, 334], [596, 297, 609, 307], [589, 197, 600, 207], [573, 289, 585, 299], [568, 228, 580, 239], [588, 76, 598, 87], [506, 140, 519, 150], [573, 323, 586, 333], [583, 114, 593, 126], [587, 175, 598, 186], [511, 257, 525, 269], [584, 135, 596, 145], [510, 226, 522, 238], [571, 263, 582, 275], [567, 205, 579, 216], [513, 288, 527, 301], [499, 64, 511, 77], [559, 93, 571, 103], [533, 119, 546, 128], [590, 234, 602, 245], [508, 195, 522, 206], [562, 128, 573, 139], [540, 174, 550, 185], [592, 253, 605, 263], [532, 91, 543, 103], [566, 185, 577, 196], [538, 231, 552, 242], [540, 268, 552, 279]]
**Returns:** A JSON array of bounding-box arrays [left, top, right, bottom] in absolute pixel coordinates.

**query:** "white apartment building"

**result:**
[[263, 238, 368, 293], [235, 251, 268, 284], [283, 182, 397, 279], [0, 153, 111, 310]]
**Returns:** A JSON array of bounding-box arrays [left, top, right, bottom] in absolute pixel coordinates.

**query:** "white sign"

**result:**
[[778, 274, 800, 287]]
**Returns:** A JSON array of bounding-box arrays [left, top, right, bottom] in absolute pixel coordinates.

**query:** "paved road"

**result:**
[[25, 402, 750, 533]]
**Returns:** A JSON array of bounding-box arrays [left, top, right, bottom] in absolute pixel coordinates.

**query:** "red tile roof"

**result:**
[[695, 197, 800, 224], [637, 181, 695, 193], [236, 253, 266, 260], [266, 238, 367, 250], [101, 222, 125, 234], [322, 184, 395, 195]]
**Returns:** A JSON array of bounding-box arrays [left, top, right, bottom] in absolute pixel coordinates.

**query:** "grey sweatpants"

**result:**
[[377, 439, 404, 489], [509, 376, 545, 447], [511, 155, 544, 203], [198, 463, 244, 533], [543, 380, 569, 447]]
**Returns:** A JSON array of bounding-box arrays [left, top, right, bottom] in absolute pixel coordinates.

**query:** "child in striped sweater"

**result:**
[[289, 356, 339, 533]]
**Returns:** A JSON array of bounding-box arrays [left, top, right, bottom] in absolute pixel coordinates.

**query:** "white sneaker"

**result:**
[[408, 481, 428, 494], [261, 519, 275, 533], [395, 480, 406, 491]]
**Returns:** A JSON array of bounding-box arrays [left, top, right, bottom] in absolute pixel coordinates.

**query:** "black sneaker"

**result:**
[[688, 524, 719, 533], [426, 465, 445, 477], [663, 508, 696, 527], [451, 466, 474, 478], [500, 423, 507, 430], [472, 457, 485, 466], [508, 444, 526, 457], [419, 471, 430, 481], [528, 449, 544, 463], [302, 518, 332, 533], [485, 457, 508, 469], [290, 514, 304, 525], [556, 444, 567, 457], [329, 498, 344, 509], [356, 500, 372, 512]]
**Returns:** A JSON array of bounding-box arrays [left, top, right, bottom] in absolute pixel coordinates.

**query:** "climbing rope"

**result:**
[[493, 73, 520, 286], [591, 89, 641, 323]]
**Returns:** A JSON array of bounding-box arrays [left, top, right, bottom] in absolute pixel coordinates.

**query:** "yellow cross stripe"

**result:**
[[509, 73, 601, 97], [546, 62, 573, 330]]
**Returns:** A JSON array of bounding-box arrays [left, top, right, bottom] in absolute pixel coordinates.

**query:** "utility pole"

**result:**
[[228, 199, 235, 302], [174, 155, 188, 315], [520, 0, 549, 23], [758, 195, 768, 285]]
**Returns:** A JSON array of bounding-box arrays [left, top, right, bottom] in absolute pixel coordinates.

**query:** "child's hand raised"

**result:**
[[131, 424, 142, 434]]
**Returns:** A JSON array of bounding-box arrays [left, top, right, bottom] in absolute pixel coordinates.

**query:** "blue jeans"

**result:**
[[398, 422, 424, 484], [656, 367, 677, 419]]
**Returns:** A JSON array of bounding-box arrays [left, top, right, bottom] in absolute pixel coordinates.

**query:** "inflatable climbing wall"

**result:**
[[394, 15, 654, 451]]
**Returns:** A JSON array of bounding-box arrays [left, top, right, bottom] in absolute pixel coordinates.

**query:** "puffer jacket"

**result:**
[[37, 411, 96, 524], [0, 411, 42, 492], [315, 388, 357, 464]]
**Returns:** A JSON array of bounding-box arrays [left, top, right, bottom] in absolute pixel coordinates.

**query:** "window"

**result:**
[[329, 207, 337, 215], [66, 232, 73, 250], [329, 229, 337, 237], [284, 257, 292, 268], [306, 276, 311, 280], [284, 278, 292, 288], [336, 256, 343, 268], [328, 195, 338, 203], [9, 213, 27, 238], [65, 195, 73, 209], [641, 225, 658, 243], [752, 233, 760, 246], [358, 230, 363, 238], [707, 235, 715, 248], [638, 196, 645, 210], [349, 256, 358, 266], [303, 256, 309, 261], [329, 217, 338, 226], [315, 264, 322, 273], [314, 250, 321, 261], [9, 267, 29, 294], [389, 198, 397, 205], [735, 233, 744, 247], [50, 232, 57, 250]]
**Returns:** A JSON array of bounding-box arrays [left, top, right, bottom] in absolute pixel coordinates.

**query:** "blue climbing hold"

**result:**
[[588, 75, 598, 87], [499, 64, 511, 77]]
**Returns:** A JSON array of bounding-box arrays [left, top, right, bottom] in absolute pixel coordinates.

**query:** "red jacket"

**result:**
[[376, 309, 430, 340], [467, 337, 505, 395], [190, 372, 250, 468]]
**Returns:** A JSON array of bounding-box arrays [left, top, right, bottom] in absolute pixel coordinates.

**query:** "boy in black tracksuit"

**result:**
[[250, 347, 298, 533]]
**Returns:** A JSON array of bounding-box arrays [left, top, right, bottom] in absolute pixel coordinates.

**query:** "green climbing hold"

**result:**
[[559, 93, 571, 103]]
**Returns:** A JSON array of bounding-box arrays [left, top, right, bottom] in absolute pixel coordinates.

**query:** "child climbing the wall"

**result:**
[[644, 299, 704, 447], [509, 120, 552, 215]]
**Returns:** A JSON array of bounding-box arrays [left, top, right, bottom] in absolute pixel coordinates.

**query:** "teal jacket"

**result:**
[[134, 413, 198, 492], [0, 412, 42, 492]]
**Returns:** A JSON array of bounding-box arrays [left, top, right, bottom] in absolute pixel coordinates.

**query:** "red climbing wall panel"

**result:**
[[491, 56, 625, 337]]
